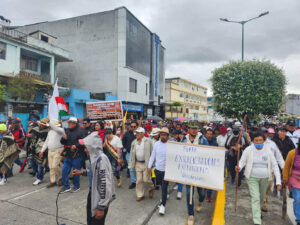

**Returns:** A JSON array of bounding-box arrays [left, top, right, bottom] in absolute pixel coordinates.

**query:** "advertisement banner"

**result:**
[[86, 101, 123, 121], [164, 142, 226, 191]]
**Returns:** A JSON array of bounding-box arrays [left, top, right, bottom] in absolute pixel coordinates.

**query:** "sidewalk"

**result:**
[[224, 178, 294, 225]]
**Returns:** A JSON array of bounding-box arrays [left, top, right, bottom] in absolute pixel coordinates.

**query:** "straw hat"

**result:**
[[160, 127, 169, 135], [38, 118, 49, 127]]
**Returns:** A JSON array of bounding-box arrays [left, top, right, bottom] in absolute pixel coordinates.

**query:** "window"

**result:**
[[179, 93, 183, 98], [0, 42, 6, 60], [41, 35, 49, 43], [21, 55, 38, 72], [146, 83, 148, 96], [195, 106, 199, 110], [129, 78, 137, 93]]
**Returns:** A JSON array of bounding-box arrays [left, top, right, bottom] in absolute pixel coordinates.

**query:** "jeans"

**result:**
[[155, 169, 169, 206], [9, 157, 24, 174], [292, 187, 300, 223], [177, 183, 183, 193], [207, 189, 213, 198], [62, 157, 82, 189], [228, 160, 243, 186], [186, 185, 206, 216], [31, 160, 44, 180], [87, 189, 109, 225], [126, 153, 136, 183]]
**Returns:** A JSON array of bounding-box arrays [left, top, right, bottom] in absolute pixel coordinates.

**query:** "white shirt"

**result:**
[[264, 139, 285, 169], [250, 147, 269, 178], [135, 139, 145, 161], [148, 140, 167, 171], [217, 135, 228, 147], [109, 136, 123, 149]]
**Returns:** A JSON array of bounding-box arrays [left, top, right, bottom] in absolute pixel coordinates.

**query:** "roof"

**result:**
[[165, 77, 208, 90], [29, 30, 57, 39]]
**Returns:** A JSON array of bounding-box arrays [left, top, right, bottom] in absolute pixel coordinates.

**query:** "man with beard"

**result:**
[[148, 127, 170, 215], [184, 121, 209, 225], [225, 122, 250, 187]]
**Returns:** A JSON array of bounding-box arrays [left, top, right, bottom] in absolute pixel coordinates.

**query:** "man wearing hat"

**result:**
[[184, 121, 209, 225], [60, 117, 85, 193], [147, 127, 170, 215], [286, 120, 300, 148], [129, 127, 154, 201], [150, 128, 160, 145], [40, 119, 65, 188], [27, 118, 50, 185], [0, 124, 20, 185], [273, 127, 295, 160], [217, 126, 228, 147]]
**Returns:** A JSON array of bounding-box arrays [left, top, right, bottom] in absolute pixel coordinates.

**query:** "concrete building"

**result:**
[[164, 77, 207, 120], [0, 20, 71, 125], [284, 94, 300, 116], [207, 97, 223, 121], [17, 7, 165, 119]]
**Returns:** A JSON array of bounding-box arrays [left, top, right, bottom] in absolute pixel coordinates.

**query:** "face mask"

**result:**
[[254, 143, 264, 149]]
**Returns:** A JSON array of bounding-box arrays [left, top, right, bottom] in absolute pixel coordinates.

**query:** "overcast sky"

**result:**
[[3, 0, 300, 95]]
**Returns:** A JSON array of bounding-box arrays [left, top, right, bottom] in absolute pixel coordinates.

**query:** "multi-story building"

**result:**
[[284, 94, 300, 116], [17, 7, 165, 119], [164, 77, 207, 120], [0, 16, 71, 126]]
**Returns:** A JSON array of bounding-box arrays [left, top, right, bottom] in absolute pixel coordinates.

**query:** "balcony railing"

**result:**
[[0, 26, 27, 42]]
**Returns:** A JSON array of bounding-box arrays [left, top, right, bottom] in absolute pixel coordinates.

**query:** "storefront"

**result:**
[[122, 102, 144, 120]]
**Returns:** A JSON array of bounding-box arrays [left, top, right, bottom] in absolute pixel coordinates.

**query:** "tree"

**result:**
[[8, 75, 37, 101], [172, 102, 182, 118], [211, 60, 286, 121], [0, 83, 6, 102]]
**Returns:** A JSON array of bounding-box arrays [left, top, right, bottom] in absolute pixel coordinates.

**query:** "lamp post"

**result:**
[[220, 11, 269, 61]]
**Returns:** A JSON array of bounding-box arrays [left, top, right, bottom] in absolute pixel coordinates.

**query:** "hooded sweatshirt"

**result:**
[[83, 132, 115, 216]]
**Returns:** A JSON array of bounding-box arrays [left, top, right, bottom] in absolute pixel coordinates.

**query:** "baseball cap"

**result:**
[[287, 120, 296, 126], [68, 117, 78, 123], [136, 127, 145, 133]]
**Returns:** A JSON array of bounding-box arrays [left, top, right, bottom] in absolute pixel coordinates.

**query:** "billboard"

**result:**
[[86, 101, 123, 121]]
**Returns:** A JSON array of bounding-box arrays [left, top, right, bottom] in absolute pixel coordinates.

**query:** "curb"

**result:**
[[211, 181, 226, 225]]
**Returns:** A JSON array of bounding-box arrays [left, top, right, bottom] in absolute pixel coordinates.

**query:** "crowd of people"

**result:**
[[0, 116, 300, 225]]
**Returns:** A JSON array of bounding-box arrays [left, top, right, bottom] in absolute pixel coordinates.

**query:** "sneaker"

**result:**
[[159, 205, 165, 215], [0, 178, 7, 185], [46, 182, 56, 188], [60, 186, 71, 193], [207, 197, 212, 202], [195, 202, 202, 212], [70, 187, 80, 193], [185, 216, 194, 225], [33, 179, 42, 186], [128, 183, 136, 189], [177, 192, 182, 200]]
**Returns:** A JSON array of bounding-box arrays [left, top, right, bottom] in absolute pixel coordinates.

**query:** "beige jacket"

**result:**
[[128, 137, 153, 169]]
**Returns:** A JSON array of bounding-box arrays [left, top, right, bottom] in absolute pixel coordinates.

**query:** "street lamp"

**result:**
[[220, 11, 269, 61]]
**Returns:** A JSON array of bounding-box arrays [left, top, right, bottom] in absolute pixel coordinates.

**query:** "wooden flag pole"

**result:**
[[190, 186, 193, 205], [234, 114, 247, 212]]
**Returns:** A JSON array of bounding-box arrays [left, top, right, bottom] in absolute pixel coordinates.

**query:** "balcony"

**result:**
[[0, 27, 27, 42]]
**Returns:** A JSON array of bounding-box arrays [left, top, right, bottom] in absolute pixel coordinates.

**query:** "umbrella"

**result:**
[[147, 115, 163, 121], [175, 117, 191, 121]]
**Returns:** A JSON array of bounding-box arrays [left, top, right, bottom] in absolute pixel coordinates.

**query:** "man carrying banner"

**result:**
[[184, 121, 209, 225], [129, 127, 154, 201], [148, 127, 169, 215]]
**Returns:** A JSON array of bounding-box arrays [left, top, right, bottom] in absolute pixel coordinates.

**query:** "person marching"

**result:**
[[128, 127, 154, 201], [39, 119, 65, 188], [235, 132, 281, 225], [103, 128, 123, 187], [0, 124, 20, 185], [148, 127, 169, 215], [184, 121, 209, 225], [283, 139, 300, 225], [74, 131, 115, 225], [27, 118, 50, 185]]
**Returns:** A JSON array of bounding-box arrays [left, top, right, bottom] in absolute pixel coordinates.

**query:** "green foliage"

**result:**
[[0, 83, 6, 102], [172, 102, 182, 107], [8, 76, 37, 101], [211, 60, 286, 121]]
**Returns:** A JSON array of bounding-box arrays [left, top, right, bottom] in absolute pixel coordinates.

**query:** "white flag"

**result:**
[[48, 80, 59, 119]]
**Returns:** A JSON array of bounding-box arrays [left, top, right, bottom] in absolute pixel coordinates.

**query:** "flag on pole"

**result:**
[[55, 96, 70, 117], [48, 80, 70, 119], [48, 80, 59, 119]]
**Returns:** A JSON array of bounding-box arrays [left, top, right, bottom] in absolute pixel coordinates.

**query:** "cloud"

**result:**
[[2, 0, 299, 94]]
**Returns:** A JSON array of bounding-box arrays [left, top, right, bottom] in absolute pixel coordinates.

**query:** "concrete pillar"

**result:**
[[50, 56, 55, 83]]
